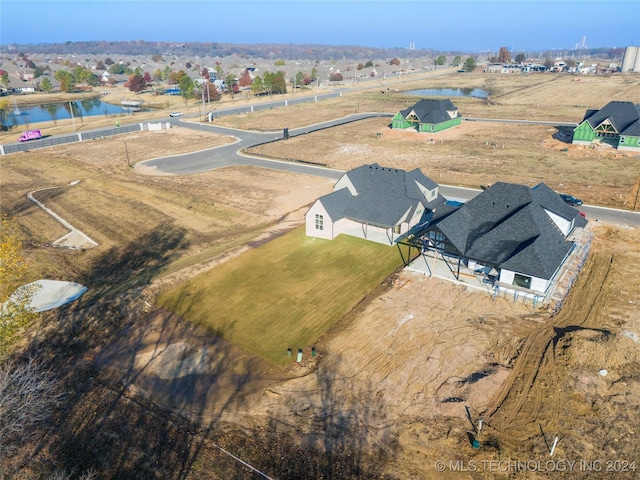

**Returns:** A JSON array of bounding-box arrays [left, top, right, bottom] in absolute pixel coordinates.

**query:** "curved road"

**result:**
[[137, 112, 391, 179]]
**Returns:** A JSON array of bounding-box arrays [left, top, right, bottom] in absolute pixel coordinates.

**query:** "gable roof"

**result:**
[[320, 163, 444, 228], [399, 98, 460, 124], [581, 100, 640, 136], [429, 182, 586, 279]]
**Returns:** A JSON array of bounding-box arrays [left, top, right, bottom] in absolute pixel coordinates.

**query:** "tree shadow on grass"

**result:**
[[13, 224, 259, 478]]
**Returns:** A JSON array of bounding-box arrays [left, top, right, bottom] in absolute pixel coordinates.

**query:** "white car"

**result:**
[[169, 112, 183, 117]]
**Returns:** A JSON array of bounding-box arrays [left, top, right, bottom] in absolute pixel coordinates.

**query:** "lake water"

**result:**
[[407, 88, 488, 98], [4, 98, 144, 127]]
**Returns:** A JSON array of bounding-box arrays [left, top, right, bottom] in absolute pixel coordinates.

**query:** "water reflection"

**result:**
[[3, 99, 145, 127]]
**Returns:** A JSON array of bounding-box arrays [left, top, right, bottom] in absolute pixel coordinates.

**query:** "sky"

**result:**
[[1, 0, 639, 52]]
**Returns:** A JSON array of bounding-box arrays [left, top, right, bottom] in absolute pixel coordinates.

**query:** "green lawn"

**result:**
[[157, 227, 406, 367]]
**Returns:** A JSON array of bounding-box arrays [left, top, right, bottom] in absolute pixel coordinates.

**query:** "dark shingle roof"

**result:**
[[429, 182, 586, 279], [399, 99, 460, 124], [582, 101, 640, 136], [323, 163, 444, 228]]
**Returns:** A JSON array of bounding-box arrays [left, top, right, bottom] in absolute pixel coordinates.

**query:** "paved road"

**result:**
[[138, 112, 391, 179]]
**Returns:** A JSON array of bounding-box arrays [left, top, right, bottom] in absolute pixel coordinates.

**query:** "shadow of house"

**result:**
[[391, 98, 462, 133], [305, 163, 445, 245], [572, 100, 640, 151]]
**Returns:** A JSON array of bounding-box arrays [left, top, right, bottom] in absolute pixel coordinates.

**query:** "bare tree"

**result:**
[[0, 358, 62, 459], [498, 46, 511, 64]]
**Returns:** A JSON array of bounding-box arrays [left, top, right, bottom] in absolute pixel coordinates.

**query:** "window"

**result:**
[[513, 273, 532, 289], [315, 214, 324, 231]]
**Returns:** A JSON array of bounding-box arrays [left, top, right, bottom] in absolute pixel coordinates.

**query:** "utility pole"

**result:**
[[69, 101, 75, 127], [124, 141, 131, 168]]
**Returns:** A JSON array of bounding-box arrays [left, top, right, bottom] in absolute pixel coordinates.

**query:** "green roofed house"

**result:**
[[391, 98, 462, 133], [572, 100, 640, 151]]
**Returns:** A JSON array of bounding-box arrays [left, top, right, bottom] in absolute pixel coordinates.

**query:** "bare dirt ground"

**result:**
[[2, 71, 640, 478]]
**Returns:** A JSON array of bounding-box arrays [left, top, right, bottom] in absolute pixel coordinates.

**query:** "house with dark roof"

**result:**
[[572, 100, 640, 151], [412, 182, 587, 295], [391, 98, 462, 133], [305, 163, 445, 245]]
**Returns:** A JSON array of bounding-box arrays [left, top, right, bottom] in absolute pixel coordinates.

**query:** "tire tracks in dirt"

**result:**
[[484, 252, 613, 436]]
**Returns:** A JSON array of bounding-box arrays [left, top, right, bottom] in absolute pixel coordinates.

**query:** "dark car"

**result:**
[[559, 193, 583, 207]]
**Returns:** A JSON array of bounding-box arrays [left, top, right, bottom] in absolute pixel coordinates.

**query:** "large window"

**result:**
[[513, 273, 532, 289], [315, 214, 324, 231]]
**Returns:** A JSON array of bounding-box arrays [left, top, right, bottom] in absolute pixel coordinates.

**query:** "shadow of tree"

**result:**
[[11, 223, 401, 478]]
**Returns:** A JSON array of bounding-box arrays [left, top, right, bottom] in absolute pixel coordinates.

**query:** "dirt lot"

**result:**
[[2, 71, 640, 478]]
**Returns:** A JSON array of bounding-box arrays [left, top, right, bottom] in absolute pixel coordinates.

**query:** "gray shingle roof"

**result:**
[[399, 98, 460, 124], [429, 182, 586, 279], [582, 100, 640, 136], [322, 163, 444, 228]]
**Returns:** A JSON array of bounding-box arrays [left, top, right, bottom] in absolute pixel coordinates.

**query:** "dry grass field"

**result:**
[[1, 70, 640, 478]]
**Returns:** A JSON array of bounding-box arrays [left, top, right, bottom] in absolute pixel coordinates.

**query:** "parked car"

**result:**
[[18, 129, 42, 142], [169, 112, 183, 117], [559, 193, 583, 206]]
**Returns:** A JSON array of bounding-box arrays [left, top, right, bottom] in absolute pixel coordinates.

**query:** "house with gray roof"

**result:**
[[413, 182, 587, 296], [305, 163, 445, 245], [572, 100, 640, 151], [391, 98, 462, 133]]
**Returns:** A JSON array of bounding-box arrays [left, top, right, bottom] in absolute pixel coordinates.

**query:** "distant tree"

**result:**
[[238, 69, 252, 87], [498, 46, 511, 64], [168, 69, 184, 85], [185, 62, 192, 69], [103, 57, 114, 65], [133, 66, 142, 76], [32, 67, 44, 78], [214, 64, 223, 78], [364, 60, 374, 68], [178, 74, 194, 104], [435, 55, 446, 65], [389, 57, 400, 66], [108, 63, 126, 75], [201, 67, 210, 80], [151, 54, 163, 62], [564, 58, 577, 69], [153, 69, 163, 82], [489, 56, 499, 64], [96, 60, 105, 71], [263, 71, 274, 94], [357, 63, 364, 70], [55, 70, 74, 92], [143, 71, 152, 84], [126, 73, 146, 92], [274, 59, 286, 66], [329, 72, 343, 82], [1, 71, 10, 89], [515, 53, 526, 64], [272, 71, 287, 94], [39, 77, 52, 93], [251, 75, 264, 95], [206, 82, 220, 101], [463, 57, 477, 72], [294, 71, 304, 87], [224, 73, 237, 97], [543, 56, 555, 70], [310, 67, 318, 82], [453, 55, 462, 66], [163, 66, 172, 83], [482, 77, 498, 97]]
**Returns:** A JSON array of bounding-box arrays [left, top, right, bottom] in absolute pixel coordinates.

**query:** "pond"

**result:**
[[3, 98, 148, 127], [406, 87, 488, 99]]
